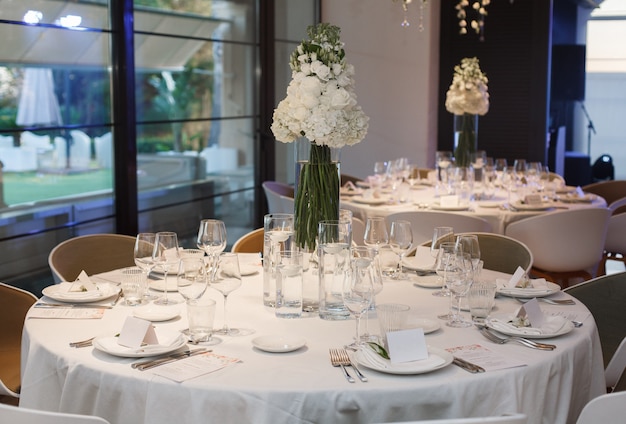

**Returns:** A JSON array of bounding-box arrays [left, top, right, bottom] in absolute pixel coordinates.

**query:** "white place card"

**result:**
[[446, 344, 527, 372], [524, 194, 543, 205], [507, 266, 526, 287], [575, 186, 585, 197], [152, 353, 240, 382], [440, 195, 459, 208], [387, 328, 428, 364], [118, 316, 158, 348], [519, 298, 545, 328]]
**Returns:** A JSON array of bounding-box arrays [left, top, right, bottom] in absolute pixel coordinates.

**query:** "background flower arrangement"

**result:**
[[445, 57, 489, 167], [271, 23, 369, 249]]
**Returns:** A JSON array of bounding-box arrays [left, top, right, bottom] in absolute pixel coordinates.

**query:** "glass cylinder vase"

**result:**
[[453, 113, 479, 168], [294, 139, 341, 251]]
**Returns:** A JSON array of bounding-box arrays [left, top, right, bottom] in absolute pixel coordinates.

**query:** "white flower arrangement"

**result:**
[[445, 57, 489, 116], [271, 23, 369, 148]]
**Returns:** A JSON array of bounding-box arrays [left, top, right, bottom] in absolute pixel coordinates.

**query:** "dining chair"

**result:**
[[575, 391, 626, 424], [565, 272, 626, 374], [386, 211, 493, 246], [0, 283, 38, 398], [0, 403, 111, 424], [262, 181, 295, 214], [604, 337, 626, 393], [454, 232, 533, 275], [505, 208, 611, 288], [608, 196, 626, 215], [341, 173, 362, 186], [597, 211, 626, 275], [582, 180, 626, 205], [231, 228, 264, 253], [48, 233, 137, 283]]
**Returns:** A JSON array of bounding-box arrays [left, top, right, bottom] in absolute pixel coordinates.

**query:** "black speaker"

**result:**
[[551, 45, 586, 102]]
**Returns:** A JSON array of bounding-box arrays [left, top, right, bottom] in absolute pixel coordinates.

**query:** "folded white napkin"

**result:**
[[496, 279, 552, 296], [489, 315, 568, 336], [403, 246, 436, 271], [360, 347, 445, 370], [54, 282, 103, 299], [99, 330, 182, 354]]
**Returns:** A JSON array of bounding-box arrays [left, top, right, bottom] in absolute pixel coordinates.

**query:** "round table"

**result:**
[[20, 261, 605, 424]]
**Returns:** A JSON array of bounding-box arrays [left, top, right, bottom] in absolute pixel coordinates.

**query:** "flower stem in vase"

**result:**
[[294, 142, 340, 251], [454, 113, 478, 168]]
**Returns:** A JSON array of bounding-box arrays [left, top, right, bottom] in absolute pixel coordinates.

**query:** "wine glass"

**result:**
[[133, 232, 156, 300], [435, 241, 463, 319], [342, 252, 375, 349], [430, 226, 454, 296], [446, 252, 474, 328], [152, 231, 181, 305], [350, 246, 383, 344], [455, 234, 481, 276], [177, 257, 208, 301], [389, 220, 413, 279], [211, 253, 249, 336], [197, 219, 227, 281], [364, 217, 389, 253]]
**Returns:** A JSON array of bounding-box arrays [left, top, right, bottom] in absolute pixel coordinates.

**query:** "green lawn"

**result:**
[[2, 168, 113, 206]]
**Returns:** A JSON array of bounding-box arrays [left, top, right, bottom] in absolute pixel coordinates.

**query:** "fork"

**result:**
[[69, 337, 95, 348], [336, 348, 368, 382], [329, 348, 355, 383], [479, 327, 556, 351]]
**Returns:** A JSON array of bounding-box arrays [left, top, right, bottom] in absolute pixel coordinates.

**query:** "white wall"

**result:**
[[321, 0, 440, 179]]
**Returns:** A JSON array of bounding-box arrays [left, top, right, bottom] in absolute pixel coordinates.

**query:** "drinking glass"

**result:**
[[197, 219, 227, 280], [513, 159, 527, 187], [263, 213, 295, 307], [152, 231, 181, 305], [177, 257, 208, 301], [389, 220, 413, 279], [364, 217, 389, 252], [211, 253, 249, 336], [455, 234, 481, 275], [435, 242, 463, 319], [318, 220, 352, 321], [342, 252, 375, 349], [430, 226, 454, 296], [446, 252, 474, 328], [351, 246, 383, 343], [133, 232, 156, 300], [526, 161, 542, 191]]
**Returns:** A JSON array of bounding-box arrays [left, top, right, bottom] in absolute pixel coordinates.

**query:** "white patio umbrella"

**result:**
[[16, 67, 63, 127]]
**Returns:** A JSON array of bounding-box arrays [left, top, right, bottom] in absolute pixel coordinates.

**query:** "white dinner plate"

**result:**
[[428, 203, 470, 211], [412, 275, 442, 289], [511, 201, 553, 211], [555, 185, 577, 194], [92, 333, 187, 358], [486, 314, 574, 339], [404, 317, 441, 334], [477, 200, 504, 208], [133, 306, 180, 322], [42, 282, 120, 303], [354, 346, 453, 375], [340, 188, 363, 196], [351, 196, 389, 205], [251, 335, 306, 353], [558, 193, 596, 203], [402, 255, 436, 272], [240, 264, 261, 276], [496, 281, 561, 298]]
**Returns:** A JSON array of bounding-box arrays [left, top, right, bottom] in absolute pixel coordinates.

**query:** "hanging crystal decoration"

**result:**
[[393, 0, 428, 31]]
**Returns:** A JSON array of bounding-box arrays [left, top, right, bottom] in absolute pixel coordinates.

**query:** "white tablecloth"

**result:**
[[20, 264, 605, 424], [341, 185, 607, 235]]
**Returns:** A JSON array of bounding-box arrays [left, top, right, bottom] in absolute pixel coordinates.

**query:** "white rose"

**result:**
[[310, 61, 331, 81]]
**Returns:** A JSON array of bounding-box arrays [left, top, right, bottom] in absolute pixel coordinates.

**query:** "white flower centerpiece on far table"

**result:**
[[445, 57, 489, 167], [271, 23, 369, 250]]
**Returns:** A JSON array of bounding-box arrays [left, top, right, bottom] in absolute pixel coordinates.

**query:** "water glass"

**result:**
[[377, 303, 410, 349], [121, 267, 145, 306], [262, 213, 295, 307], [318, 220, 352, 320], [186, 297, 218, 344], [275, 251, 303, 319], [468, 281, 497, 324]]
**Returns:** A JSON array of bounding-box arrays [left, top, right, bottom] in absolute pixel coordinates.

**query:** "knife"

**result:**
[[35, 302, 113, 309], [453, 357, 485, 373], [133, 348, 209, 371]]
